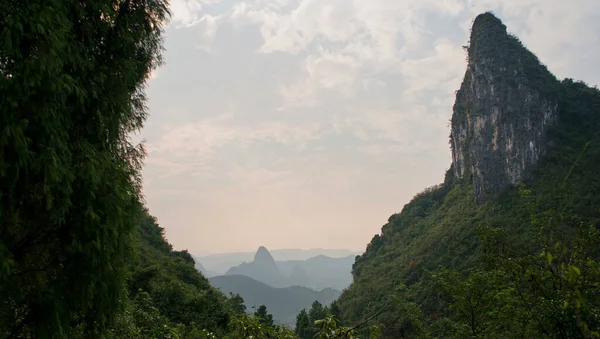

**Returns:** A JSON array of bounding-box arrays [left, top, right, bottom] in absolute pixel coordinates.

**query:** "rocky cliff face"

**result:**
[[450, 13, 561, 203]]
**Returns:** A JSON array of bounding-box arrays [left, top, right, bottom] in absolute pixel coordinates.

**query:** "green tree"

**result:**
[[0, 0, 169, 336], [226, 314, 271, 339], [226, 313, 296, 339], [309, 300, 330, 335], [313, 315, 381, 339], [227, 293, 247, 315], [125, 211, 231, 335], [329, 302, 342, 323], [295, 309, 311, 339], [254, 305, 275, 327], [309, 301, 329, 324], [431, 268, 501, 338], [432, 187, 600, 338]]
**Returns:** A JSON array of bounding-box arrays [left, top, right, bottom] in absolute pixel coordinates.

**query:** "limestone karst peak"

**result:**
[[472, 12, 507, 39], [254, 246, 275, 263], [450, 12, 561, 203]]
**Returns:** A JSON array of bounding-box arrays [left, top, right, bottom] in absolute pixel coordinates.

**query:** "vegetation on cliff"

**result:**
[[335, 16, 600, 338]]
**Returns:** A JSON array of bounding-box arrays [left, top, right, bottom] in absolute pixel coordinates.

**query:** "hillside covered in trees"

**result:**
[[210, 274, 340, 326], [1, 1, 599, 339], [335, 12, 600, 338]]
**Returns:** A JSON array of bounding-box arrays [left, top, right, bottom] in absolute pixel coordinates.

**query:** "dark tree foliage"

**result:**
[[0, 0, 169, 337], [295, 309, 311, 339], [308, 301, 329, 326], [227, 293, 247, 315], [329, 301, 342, 323], [254, 305, 275, 327], [432, 219, 600, 338], [125, 211, 231, 334], [293, 300, 333, 338]]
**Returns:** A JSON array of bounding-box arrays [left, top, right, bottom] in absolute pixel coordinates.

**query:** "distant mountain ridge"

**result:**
[[209, 275, 340, 326], [276, 255, 355, 291], [226, 246, 289, 288], [195, 248, 361, 276], [220, 246, 355, 291]]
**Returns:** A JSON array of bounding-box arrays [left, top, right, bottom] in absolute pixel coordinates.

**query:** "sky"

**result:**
[[139, 0, 600, 255]]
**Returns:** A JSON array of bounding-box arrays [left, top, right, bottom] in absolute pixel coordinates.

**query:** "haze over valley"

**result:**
[[193, 246, 357, 324], [194, 248, 361, 277]]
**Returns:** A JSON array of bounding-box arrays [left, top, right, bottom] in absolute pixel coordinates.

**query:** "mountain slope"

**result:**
[[122, 210, 233, 336], [197, 248, 360, 276], [335, 12, 600, 338], [277, 255, 355, 291], [224, 246, 355, 290], [226, 246, 289, 287], [209, 275, 340, 326], [193, 258, 218, 278]]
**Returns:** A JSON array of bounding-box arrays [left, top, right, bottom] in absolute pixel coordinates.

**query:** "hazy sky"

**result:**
[[140, 0, 600, 255]]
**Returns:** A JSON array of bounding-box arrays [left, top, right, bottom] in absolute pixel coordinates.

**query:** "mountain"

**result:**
[[194, 252, 256, 276], [209, 275, 341, 326], [225, 246, 289, 287], [450, 12, 560, 204], [196, 248, 361, 276], [276, 255, 355, 291], [335, 12, 600, 338], [223, 246, 355, 290], [288, 264, 311, 288], [269, 248, 361, 261], [192, 258, 218, 278]]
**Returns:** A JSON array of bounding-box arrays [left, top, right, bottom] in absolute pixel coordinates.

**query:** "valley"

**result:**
[[196, 246, 354, 325]]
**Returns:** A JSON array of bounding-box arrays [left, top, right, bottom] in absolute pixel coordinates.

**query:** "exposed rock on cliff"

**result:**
[[450, 12, 561, 203], [335, 11, 600, 338]]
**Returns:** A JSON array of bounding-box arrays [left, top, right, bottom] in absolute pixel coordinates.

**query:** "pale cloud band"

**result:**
[[143, 0, 600, 254]]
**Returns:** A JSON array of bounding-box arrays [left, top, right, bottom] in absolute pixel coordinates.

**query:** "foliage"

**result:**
[[254, 305, 275, 327], [226, 293, 247, 315], [295, 301, 331, 339], [108, 210, 233, 337], [295, 309, 312, 339], [0, 0, 169, 337], [225, 313, 296, 339], [431, 207, 600, 338], [336, 77, 600, 338], [209, 273, 341, 326], [309, 301, 330, 329], [314, 315, 382, 339]]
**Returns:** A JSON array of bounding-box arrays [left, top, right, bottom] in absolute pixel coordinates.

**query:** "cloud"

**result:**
[[399, 39, 466, 98], [277, 49, 359, 109], [169, 0, 205, 27], [230, 0, 470, 107], [144, 112, 324, 184]]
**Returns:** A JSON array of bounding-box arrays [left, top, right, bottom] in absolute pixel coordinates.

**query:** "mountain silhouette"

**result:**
[[225, 246, 288, 287], [195, 248, 360, 276], [276, 255, 355, 290]]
